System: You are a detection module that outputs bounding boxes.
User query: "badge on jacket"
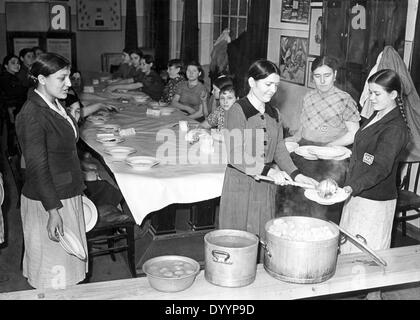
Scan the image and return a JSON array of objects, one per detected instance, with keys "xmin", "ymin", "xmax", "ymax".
[{"xmin": 363, "ymin": 153, "xmax": 374, "ymax": 165}]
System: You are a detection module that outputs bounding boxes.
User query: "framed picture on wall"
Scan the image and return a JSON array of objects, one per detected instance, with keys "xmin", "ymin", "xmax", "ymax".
[
  {"xmin": 279, "ymin": 35, "xmax": 308, "ymax": 86},
  {"xmin": 281, "ymin": 0, "xmax": 310, "ymax": 24},
  {"xmin": 306, "ymin": 56, "xmax": 316, "ymax": 89},
  {"xmin": 77, "ymin": 0, "xmax": 121, "ymax": 31},
  {"xmin": 308, "ymin": 7, "xmax": 323, "ymax": 56}
]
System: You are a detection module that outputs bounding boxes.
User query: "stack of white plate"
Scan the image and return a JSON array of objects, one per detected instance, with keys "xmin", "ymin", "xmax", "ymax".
[
  {"xmin": 57, "ymin": 227, "xmax": 87, "ymax": 261},
  {"xmin": 307, "ymin": 146, "xmax": 350, "ymax": 160},
  {"xmin": 294, "ymin": 146, "xmax": 319, "ymax": 160},
  {"xmin": 126, "ymin": 156, "xmax": 160, "ymax": 171}
]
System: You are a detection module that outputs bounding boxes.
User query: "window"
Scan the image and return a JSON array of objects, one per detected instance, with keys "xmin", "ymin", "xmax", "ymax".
[{"xmin": 213, "ymin": 0, "xmax": 249, "ymax": 41}]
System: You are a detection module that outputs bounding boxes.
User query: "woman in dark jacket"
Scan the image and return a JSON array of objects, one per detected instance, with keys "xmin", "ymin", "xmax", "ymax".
[
  {"xmin": 339, "ymin": 69, "xmax": 409, "ymax": 299},
  {"xmin": 15, "ymin": 53, "xmax": 87, "ymax": 289},
  {"xmin": 0, "ymin": 54, "xmax": 28, "ymax": 155}
]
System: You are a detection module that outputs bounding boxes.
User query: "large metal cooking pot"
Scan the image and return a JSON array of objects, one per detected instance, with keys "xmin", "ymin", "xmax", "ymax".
[
  {"xmin": 204, "ymin": 229, "xmax": 259, "ymax": 287},
  {"xmin": 262, "ymin": 216, "xmax": 340, "ymax": 284}
]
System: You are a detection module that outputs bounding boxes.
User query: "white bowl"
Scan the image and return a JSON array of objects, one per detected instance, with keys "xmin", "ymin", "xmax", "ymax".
[
  {"xmin": 96, "ymin": 136, "xmax": 124, "ymax": 147},
  {"xmin": 142, "ymin": 255, "xmax": 200, "ymax": 292},
  {"xmin": 126, "ymin": 156, "xmax": 159, "ymax": 170},
  {"xmin": 105, "ymin": 146, "xmax": 136, "ymax": 160}
]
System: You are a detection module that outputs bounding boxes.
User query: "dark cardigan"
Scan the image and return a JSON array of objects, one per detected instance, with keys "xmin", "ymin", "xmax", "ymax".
[
  {"xmin": 345, "ymin": 107, "xmax": 409, "ymax": 200},
  {"xmin": 16, "ymin": 89, "xmax": 85, "ymax": 211}
]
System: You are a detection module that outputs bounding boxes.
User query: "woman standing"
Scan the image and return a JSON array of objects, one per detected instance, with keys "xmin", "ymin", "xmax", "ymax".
[
  {"xmin": 219, "ymin": 59, "xmax": 318, "ymax": 239},
  {"xmin": 16, "ymin": 53, "xmax": 87, "ymax": 289},
  {"xmin": 171, "ymin": 61, "xmax": 208, "ymax": 120},
  {"xmin": 0, "ymin": 54, "xmax": 28, "ymax": 156},
  {"xmin": 340, "ymin": 69, "xmax": 409, "ymax": 254},
  {"xmin": 287, "ymin": 56, "xmax": 360, "ymax": 146}
]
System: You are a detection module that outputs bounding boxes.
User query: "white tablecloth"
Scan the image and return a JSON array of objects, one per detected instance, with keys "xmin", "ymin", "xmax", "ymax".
[{"xmin": 80, "ymin": 99, "xmax": 227, "ymax": 225}]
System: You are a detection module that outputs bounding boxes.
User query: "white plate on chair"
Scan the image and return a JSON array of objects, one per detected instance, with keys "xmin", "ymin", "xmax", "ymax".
[
  {"xmin": 82, "ymin": 196, "xmax": 98, "ymax": 232},
  {"xmin": 57, "ymin": 227, "xmax": 87, "ymax": 261}
]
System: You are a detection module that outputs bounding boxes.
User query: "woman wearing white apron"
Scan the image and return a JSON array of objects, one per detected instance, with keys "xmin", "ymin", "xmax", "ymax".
[
  {"xmin": 16, "ymin": 53, "xmax": 88, "ymax": 289},
  {"xmin": 340, "ymin": 69, "xmax": 410, "ymax": 299}
]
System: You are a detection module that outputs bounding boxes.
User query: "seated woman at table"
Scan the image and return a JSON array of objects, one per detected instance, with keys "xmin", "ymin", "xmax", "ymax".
[
  {"xmin": 104, "ymin": 48, "xmax": 144, "ymax": 89},
  {"xmin": 219, "ymin": 59, "xmax": 318, "ymax": 247},
  {"xmin": 160, "ymin": 59, "xmax": 185, "ymax": 104},
  {"xmin": 200, "ymin": 84, "xmax": 237, "ymax": 131},
  {"xmin": 171, "ymin": 61, "xmax": 208, "ymax": 120},
  {"xmin": 112, "ymin": 47, "xmax": 134, "ymax": 80},
  {"xmin": 286, "ymin": 56, "xmax": 360, "ymax": 146},
  {"xmin": 15, "ymin": 53, "xmax": 87, "ymax": 289},
  {"xmin": 207, "ymin": 74, "xmax": 234, "ymax": 115},
  {"xmin": 105, "ymin": 54, "xmax": 164, "ymax": 101}
]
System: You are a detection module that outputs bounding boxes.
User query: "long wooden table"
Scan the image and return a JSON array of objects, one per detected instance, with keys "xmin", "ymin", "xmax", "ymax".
[{"xmin": 2, "ymin": 245, "xmax": 420, "ymax": 300}]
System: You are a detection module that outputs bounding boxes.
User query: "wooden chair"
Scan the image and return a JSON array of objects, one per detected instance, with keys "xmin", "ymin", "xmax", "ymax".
[
  {"xmin": 392, "ymin": 161, "xmax": 420, "ymax": 243},
  {"xmin": 86, "ymin": 204, "xmax": 137, "ymax": 279}
]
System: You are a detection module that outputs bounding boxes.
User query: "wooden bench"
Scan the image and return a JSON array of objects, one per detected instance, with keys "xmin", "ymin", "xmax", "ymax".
[{"xmin": 1, "ymin": 245, "xmax": 420, "ymax": 300}]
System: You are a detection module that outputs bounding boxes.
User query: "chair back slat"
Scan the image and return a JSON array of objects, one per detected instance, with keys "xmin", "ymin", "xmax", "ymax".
[{"xmin": 399, "ymin": 161, "xmax": 420, "ymax": 193}]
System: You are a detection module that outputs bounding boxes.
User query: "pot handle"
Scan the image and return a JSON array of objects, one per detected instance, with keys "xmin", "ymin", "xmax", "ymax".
[
  {"xmin": 259, "ymin": 239, "xmax": 272, "ymax": 258},
  {"xmin": 212, "ymin": 250, "xmax": 232, "ymax": 264}
]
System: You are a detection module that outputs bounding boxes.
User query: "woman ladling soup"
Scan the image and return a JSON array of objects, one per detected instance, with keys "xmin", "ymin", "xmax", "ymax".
[
  {"xmin": 219, "ymin": 59, "xmax": 318, "ymax": 241},
  {"xmin": 287, "ymin": 56, "xmax": 360, "ymax": 146},
  {"xmin": 16, "ymin": 53, "xmax": 87, "ymax": 289}
]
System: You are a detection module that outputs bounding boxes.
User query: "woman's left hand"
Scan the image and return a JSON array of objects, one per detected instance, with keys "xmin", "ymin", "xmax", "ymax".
[{"xmin": 295, "ymin": 174, "xmax": 319, "ymax": 187}]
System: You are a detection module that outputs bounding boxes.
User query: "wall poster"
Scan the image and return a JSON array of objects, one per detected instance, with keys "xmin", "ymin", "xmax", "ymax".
[
  {"xmin": 279, "ymin": 35, "xmax": 308, "ymax": 86},
  {"xmin": 308, "ymin": 7, "xmax": 323, "ymax": 56},
  {"xmin": 306, "ymin": 56, "xmax": 316, "ymax": 89},
  {"xmin": 13, "ymin": 38, "xmax": 39, "ymax": 56},
  {"xmin": 281, "ymin": 0, "xmax": 310, "ymax": 24},
  {"xmin": 77, "ymin": 0, "xmax": 121, "ymax": 31},
  {"xmin": 47, "ymin": 38, "xmax": 73, "ymax": 64}
]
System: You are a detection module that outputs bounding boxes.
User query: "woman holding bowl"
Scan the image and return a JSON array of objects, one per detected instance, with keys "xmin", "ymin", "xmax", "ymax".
[{"xmin": 16, "ymin": 53, "xmax": 87, "ymax": 289}]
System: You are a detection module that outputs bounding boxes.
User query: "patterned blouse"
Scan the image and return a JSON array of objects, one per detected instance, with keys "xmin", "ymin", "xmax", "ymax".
[
  {"xmin": 161, "ymin": 76, "xmax": 185, "ymax": 103},
  {"xmin": 207, "ymin": 106, "xmax": 225, "ymax": 130},
  {"xmin": 300, "ymin": 86, "xmax": 360, "ymax": 143}
]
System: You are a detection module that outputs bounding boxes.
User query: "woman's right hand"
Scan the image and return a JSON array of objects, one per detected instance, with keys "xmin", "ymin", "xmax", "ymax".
[
  {"xmin": 47, "ymin": 209, "xmax": 63, "ymax": 242},
  {"xmin": 267, "ymin": 168, "xmax": 292, "ymax": 185}
]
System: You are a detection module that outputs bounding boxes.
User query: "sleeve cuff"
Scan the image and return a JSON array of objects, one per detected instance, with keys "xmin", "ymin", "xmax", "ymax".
[
  {"xmin": 290, "ymin": 169, "xmax": 301, "ymax": 180},
  {"xmin": 261, "ymin": 165, "xmax": 271, "ymax": 176}
]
